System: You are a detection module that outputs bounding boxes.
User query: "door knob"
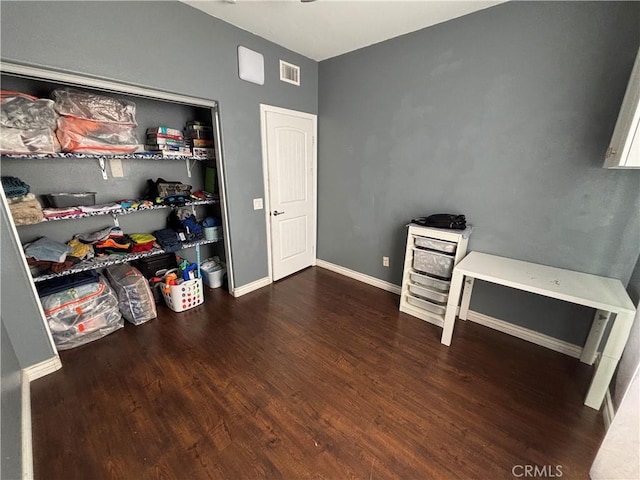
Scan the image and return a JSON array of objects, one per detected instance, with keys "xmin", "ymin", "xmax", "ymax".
[{"xmin": 273, "ymin": 210, "xmax": 285, "ymax": 216}]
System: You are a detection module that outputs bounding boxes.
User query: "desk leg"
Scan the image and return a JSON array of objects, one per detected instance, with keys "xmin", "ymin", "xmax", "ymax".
[
  {"xmin": 459, "ymin": 277, "xmax": 475, "ymax": 321},
  {"xmin": 580, "ymin": 310, "xmax": 611, "ymax": 365},
  {"xmin": 441, "ymin": 271, "xmax": 465, "ymax": 346},
  {"xmin": 584, "ymin": 310, "xmax": 635, "ymax": 410}
]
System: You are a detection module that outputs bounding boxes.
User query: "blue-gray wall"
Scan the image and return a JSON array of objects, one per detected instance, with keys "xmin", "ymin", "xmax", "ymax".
[
  {"xmin": 1, "ymin": 195, "xmax": 57, "ymax": 369},
  {"xmin": 2, "ymin": 1, "xmax": 639, "ymax": 349},
  {"xmin": 1, "ymin": 319, "xmax": 24, "ymax": 480},
  {"xmin": 1, "ymin": 0, "xmax": 318, "ymax": 288},
  {"xmin": 318, "ymin": 1, "xmax": 640, "ymax": 345}
]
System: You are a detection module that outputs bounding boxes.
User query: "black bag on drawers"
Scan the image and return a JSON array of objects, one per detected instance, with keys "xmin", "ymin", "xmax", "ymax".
[{"xmin": 412, "ymin": 214, "xmax": 466, "ymax": 230}]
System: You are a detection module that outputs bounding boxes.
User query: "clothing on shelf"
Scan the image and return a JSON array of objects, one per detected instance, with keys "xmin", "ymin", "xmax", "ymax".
[
  {"xmin": 23, "ymin": 236, "xmax": 71, "ymax": 263},
  {"xmin": 153, "ymin": 228, "xmax": 183, "ymax": 252},
  {"xmin": 0, "ymin": 91, "xmax": 60, "ymax": 155},
  {"xmin": 2, "ymin": 175, "xmax": 30, "ymax": 198},
  {"xmin": 7, "ymin": 192, "xmax": 43, "ymax": 225}
]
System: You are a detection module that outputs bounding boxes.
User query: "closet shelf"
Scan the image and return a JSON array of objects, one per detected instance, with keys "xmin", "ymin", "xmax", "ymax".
[
  {"xmin": 1, "ymin": 152, "xmax": 207, "ymax": 161},
  {"xmin": 38, "ymin": 197, "xmax": 220, "ymax": 223},
  {"xmin": 1, "ymin": 152, "xmax": 211, "ymax": 178},
  {"xmin": 32, "ymin": 238, "xmax": 223, "ymax": 283}
]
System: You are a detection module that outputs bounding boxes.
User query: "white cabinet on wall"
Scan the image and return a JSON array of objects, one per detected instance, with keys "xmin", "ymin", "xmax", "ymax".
[
  {"xmin": 399, "ymin": 224, "xmax": 470, "ymax": 327},
  {"xmin": 604, "ymin": 48, "xmax": 640, "ymax": 169}
]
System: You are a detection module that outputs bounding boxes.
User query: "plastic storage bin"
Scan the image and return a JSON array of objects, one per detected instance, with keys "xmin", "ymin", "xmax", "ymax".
[
  {"xmin": 201, "ymin": 267, "xmax": 225, "ymax": 288},
  {"xmin": 161, "ymin": 278, "xmax": 203, "ymax": 312},
  {"xmin": 406, "ymin": 294, "xmax": 446, "ymax": 316},
  {"xmin": 414, "ymin": 235, "xmax": 457, "ymax": 253},
  {"xmin": 408, "ymin": 282, "xmax": 448, "ymax": 304},
  {"xmin": 412, "ymin": 248, "xmax": 454, "ymax": 279},
  {"xmin": 200, "ymin": 257, "xmax": 225, "ymax": 288},
  {"xmin": 409, "ymin": 271, "xmax": 450, "ymax": 292},
  {"xmin": 133, "ymin": 253, "xmax": 177, "ymax": 278},
  {"xmin": 44, "ymin": 192, "xmax": 96, "ymax": 207}
]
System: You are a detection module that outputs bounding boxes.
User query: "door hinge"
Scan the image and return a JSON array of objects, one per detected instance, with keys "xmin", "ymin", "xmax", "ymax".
[{"xmin": 605, "ymin": 146, "xmax": 617, "ymax": 158}]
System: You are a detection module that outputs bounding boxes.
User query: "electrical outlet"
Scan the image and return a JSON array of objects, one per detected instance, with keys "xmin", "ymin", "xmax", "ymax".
[
  {"xmin": 253, "ymin": 198, "xmax": 263, "ymax": 210},
  {"xmin": 109, "ymin": 159, "xmax": 124, "ymax": 178},
  {"xmin": 383, "ymin": 256, "xmax": 390, "ymax": 267}
]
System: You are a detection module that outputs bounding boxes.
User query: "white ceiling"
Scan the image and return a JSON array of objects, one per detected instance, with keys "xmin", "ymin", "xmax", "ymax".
[{"xmin": 182, "ymin": 0, "xmax": 505, "ymax": 61}]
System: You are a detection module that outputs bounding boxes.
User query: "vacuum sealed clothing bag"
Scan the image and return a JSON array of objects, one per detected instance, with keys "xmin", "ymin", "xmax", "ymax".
[
  {"xmin": 105, "ymin": 264, "xmax": 157, "ymax": 325},
  {"xmin": 0, "ymin": 91, "xmax": 61, "ymax": 154},
  {"xmin": 56, "ymin": 116, "xmax": 138, "ymax": 154},
  {"xmin": 40, "ymin": 274, "xmax": 123, "ymax": 351},
  {"xmin": 52, "ymin": 88, "xmax": 137, "ymax": 125},
  {"xmin": 1, "ymin": 91, "xmax": 58, "ymax": 130}
]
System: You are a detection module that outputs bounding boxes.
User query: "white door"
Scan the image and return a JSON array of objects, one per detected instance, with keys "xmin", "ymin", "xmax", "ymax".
[{"xmin": 262, "ymin": 106, "xmax": 316, "ymax": 281}]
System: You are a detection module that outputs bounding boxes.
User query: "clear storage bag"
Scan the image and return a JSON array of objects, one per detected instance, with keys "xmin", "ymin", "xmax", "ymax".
[{"xmin": 40, "ymin": 275, "xmax": 123, "ymax": 350}]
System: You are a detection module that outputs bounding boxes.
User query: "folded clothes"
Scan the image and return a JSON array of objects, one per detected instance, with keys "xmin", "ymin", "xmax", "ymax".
[
  {"xmin": 6, "ymin": 192, "xmax": 36, "ymax": 204},
  {"xmin": 27, "ymin": 256, "xmax": 80, "ymax": 276},
  {"xmin": 8, "ymin": 193, "xmax": 43, "ymax": 225},
  {"xmin": 129, "ymin": 233, "xmax": 156, "ymax": 253},
  {"xmin": 43, "ymin": 206, "xmax": 83, "ymax": 218},
  {"xmin": 67, "ymin": 237, "xmax": 94, "ymax": 260},
  {"xmin": 2, "ymin": 176, "xmax": 30, "ymax": 198},
  {"xmin": 152, "ymin": 228, "xmax": 183, "ymax": 253},
  {"xmin": 76, "ymin": 226, "xmax": 123, "ymax": 244},
  {"xmin": 93, "ymin": 235, "xmax": 133, "ymax": 256},
  {"xmin": 129, "ymin": 233, "xmax": 156, "ymax": 244},
  {"xmin": 10, "ymin": 201, "xmax": 43, "ymax": 225},
  {"xmin": 130, "ymin": 241, "xmax": 155, "ymax": 253},
  {"xmin": 23, "ymin": 236, "xmax": 71, "ymax": 262},
  {"xmin": 43, "ymin": 207, "xmax": 80, "ymax": 215},
  {"xmin": 78, "ymin": 203, "xmax": 121, "ymax": 214}
]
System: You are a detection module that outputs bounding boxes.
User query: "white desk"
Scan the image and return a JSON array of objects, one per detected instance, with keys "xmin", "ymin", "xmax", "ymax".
[{"xmin": 440, "ymin": 251, "xmax": 636, "ymax": 410}]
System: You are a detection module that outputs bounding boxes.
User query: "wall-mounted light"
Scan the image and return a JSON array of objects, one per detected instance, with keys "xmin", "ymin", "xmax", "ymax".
[{"xmin": 237, "ymin": 46, "xmax": 264, "ymax": 85}]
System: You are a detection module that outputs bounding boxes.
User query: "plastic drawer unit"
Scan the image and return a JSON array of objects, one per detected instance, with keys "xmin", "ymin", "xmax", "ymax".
[
  {"xmin": 399, "ymin": 224, "xmax": 472, "ymax": 327},
  {"xmin": 408, "ymin": 282, "xmax": 448, "ymax": 304},
  {"xmin": 413, "ymin": 235, "xmax": 457, "ymax": 253},
  {"xmin": 409, "ymin": 270, "xmax": 451, "ymax": 292},
  {"xmin": 406, "ymin": 295, "xmax": 447, "ymax": 316},
  {"xmin": 412, "ymin": 248, "xmax": 455, "ymax": 279}
]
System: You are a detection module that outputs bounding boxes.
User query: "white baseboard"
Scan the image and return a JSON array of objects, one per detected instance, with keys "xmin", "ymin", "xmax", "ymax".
[
  {"xmin": 465, "ymin": 310, "xmax": 583, "ymax": 359},
  {"xmin": 19, "ymin": 356, "xmax": 61, "ymax": 479},
  {"xmin": 316, "ymin": 260, "xmax": 401, "ymax": 295},
  {"xmin": 314, "ymin": 261, "xmax": 584, "ymax": 360},
  {"xmin": 21, "ymin": 371, "xmax": 33, "ymax": 480},
  {"xmin": 24, "ymin": 355, "xmax": 62, "ymax": 382},
  {"xmin": 232, "ymin": 276, "xmax": 271, "ymax": 297}
]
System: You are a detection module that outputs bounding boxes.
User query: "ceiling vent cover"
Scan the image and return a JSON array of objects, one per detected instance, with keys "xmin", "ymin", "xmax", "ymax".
[{"xmin": 280, "ymin": 60, "xmax": 300, "ymax": 86}]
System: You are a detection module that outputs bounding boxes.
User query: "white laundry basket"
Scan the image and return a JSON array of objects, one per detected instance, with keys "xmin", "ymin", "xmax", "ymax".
[{"xmin": 161, "ymin": 278, "xmax": 204, "ymax": 312}]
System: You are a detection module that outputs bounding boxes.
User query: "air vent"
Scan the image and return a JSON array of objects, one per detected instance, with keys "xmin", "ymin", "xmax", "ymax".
[{"xmin": 279, "ymin": 60, "xmax": 300, "ymax": 86}]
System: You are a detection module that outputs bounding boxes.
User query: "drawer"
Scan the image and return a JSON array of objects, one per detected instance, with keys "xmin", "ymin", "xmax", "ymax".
[
  {"xmin": 406, "ymin": 294, "xmax": 446, "ymax": 316},
  {"xmin": 413, "ymin": 235, "xmax": 457, "ymax": 254},
  {"xmin": 412, "ymin": 248, "xmax": 454, "ymax": 279},
  {"xmin": 408, "ymin": 282, "xmax": 448, "ymax": 304},
  {"xmin": 409, "ymin": 270, "xmax": 450, "ymax": 292}
]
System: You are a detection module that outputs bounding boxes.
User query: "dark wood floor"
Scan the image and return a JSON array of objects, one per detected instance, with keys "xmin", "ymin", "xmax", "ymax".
[{"xmin": 31, "ymin": 266, "xmax": 604, "ymax": 479}]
